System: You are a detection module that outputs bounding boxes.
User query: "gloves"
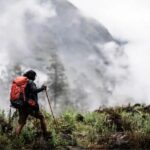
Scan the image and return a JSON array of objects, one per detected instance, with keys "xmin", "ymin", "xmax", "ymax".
[{"xmin": 41, "ymin": 85, "xmax": 47, "ymax": 91}]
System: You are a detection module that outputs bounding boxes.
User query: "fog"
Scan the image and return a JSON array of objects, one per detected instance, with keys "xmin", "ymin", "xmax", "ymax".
[
  {"xmin": 69, "ymin": 0, "xmax": 150, "ymax": 104},
  {"xmin": 0, "ymin": 0, "xmax": 140, "ymax": 113}
]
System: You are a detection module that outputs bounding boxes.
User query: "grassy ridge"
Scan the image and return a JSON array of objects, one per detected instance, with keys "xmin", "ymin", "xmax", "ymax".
[{"xmin": 0, "ymin": 104, "xmax": 150, "ymax": 149}]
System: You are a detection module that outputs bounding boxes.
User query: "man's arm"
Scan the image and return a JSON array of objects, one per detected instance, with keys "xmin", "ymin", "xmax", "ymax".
[{"xmin": 30, "ymin": 81, "xmax": 46, "ymax": 94}]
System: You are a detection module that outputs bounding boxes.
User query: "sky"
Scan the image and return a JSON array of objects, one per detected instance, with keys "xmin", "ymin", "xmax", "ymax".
[
  {"xmin": 68, "ymin": 0, "xmax": 150, "ymax": 42},
  {"xmin": 68, "ymin": 0, "xmax": 150, "ymax": 103}
]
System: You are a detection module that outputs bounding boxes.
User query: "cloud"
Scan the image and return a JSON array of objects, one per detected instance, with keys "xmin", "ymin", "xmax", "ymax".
[
  {"xmin": 69, "ymin": 0, "xmax": 150, "ymax": 104},
  {"xmin": 0, "ymin": 0, "xmax": 55, "ymax": 61}
]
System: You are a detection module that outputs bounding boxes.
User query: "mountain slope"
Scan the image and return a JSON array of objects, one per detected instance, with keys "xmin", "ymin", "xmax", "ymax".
[{"xmin": 0, "ymin": 0, "xmax": 127, "ymax": 111}]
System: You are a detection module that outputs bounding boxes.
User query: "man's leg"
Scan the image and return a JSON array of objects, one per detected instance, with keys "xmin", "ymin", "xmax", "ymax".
[
  {"xmin": 38, "ymin": 113, "xmax": 47, "ymax": 136},
  {"xmin": 16, "ymin": 109, "xmax": 28, "ymax": 136},
  {"xmin": 34, "ymin": 111, "xmax": 47, "ymax": 136},
  {"xmin": 16, "ymin": 123, "xmax": 25, "ymax": 136}
]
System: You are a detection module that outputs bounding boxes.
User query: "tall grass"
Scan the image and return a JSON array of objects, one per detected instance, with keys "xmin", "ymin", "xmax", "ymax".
[{"xmin": 0, "ymin": 104, "xmax": 149, "ymax": 149}]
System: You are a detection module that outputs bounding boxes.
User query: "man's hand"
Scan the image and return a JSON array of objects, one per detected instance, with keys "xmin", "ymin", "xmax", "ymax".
[{"xmin": 41, "ymin": 85, "xmax": 47, "ymax": 91}]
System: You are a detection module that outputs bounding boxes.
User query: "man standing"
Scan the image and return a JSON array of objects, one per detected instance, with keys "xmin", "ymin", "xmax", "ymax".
[{"xmin": 14, "ymin": 70, "xmax": 47, "ymax": 138}]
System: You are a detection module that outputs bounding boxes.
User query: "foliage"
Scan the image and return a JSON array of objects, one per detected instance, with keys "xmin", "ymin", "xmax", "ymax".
[{"xmin": 0, "ymin": 104, "xmax": 149, "ymax": 149}]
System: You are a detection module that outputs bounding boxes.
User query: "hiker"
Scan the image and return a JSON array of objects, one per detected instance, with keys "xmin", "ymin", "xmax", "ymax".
[{"xmin": 10, "ymin": 70, "xmax": 48, "ymax": 137}]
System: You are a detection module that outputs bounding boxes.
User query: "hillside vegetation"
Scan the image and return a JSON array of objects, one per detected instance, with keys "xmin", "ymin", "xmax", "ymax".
[{"xmin": 0, "ymin": 104, "xmax": 150, "ymax": 149}]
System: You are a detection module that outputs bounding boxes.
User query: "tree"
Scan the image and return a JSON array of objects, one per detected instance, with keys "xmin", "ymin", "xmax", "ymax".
[{"xmin": 46, "ymin": 54, "xmax": 69, "ymax": 110}]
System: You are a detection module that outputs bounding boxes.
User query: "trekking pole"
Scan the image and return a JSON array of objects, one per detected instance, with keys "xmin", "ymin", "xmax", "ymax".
[
  {"xmin": 45, "ymin": 90, "xmax": 58, "ymax": 128},
  {"xmin": 8, "ymin": 107, "xmax": 12, "ymax": 125}
]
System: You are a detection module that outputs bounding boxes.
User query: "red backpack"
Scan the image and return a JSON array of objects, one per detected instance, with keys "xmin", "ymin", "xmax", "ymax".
[{"xmin": 10, "ymin": 76, "xmax": 29, "ymax": 108}]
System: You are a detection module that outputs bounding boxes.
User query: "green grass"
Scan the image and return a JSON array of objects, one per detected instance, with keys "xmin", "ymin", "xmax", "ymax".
[{"xmin": 0, "ymin": 104, "xmax": 149, "ymax": 149}]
